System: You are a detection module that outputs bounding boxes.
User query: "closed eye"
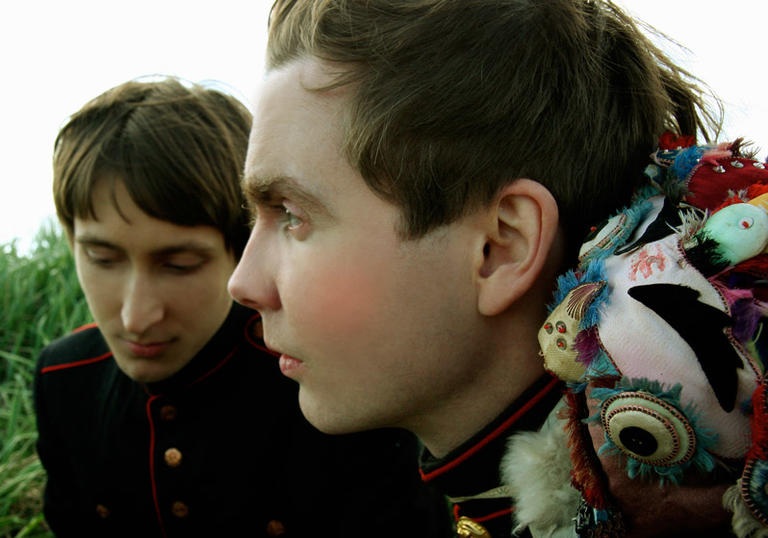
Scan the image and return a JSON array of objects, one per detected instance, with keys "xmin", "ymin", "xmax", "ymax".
[{"xmin": 83, "ymin": 246, "xmax": 122, "ymax": 267}]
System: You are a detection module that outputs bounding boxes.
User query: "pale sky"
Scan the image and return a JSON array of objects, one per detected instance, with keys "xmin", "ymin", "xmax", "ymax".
[{"xmin": 2, "ymin": 1, "xmax": 766, "ymax": 252}]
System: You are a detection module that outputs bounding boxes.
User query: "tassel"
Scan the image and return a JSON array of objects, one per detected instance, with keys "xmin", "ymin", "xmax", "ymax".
[
  {"xmin": 574, "ymin": 326, "xmax": 601, "ymax": 367},
  {"xmin": 724, "ymin": 482, "xmax": 768, "ymax": 538}
]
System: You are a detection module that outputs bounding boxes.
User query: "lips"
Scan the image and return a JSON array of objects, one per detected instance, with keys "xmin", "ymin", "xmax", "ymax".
[
  {"xmin": 124, "ymin": 339, "xmax": 172, "ymax": 358},
  {"xmin": 279, "ymin": 354, "xmax": 304, "ymax": 376}
]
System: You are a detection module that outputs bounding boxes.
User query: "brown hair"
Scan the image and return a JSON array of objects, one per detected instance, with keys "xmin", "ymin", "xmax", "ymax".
[
  {"xmin": 53, "ymin": 77, "xmax": 252, "ymax": 257},
  {"xmin": 267, "ymin": 0, "xmax": 718, "ymax": 257}
]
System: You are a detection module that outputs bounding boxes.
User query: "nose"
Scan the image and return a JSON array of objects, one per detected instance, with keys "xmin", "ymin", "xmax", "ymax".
[
  {"xmin": 121, "ymin": 272, "xmax": 164, "ymax": 335},
  {"xmin": 228, "ymin": 228, "xmax": 281, "ymax": 312}
]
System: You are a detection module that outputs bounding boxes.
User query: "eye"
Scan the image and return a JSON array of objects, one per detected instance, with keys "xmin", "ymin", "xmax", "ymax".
[
  {"xmin": 543, "ymin": 322, "xmax": 554, "ymax": 334},
  {"xmin": 284, "ymin": 207, "xmax": 303, "ymax": 229},
  {"xmin": 555, "ymin": 321, "xmax": 567, "ymax": 334},
  {"xmin": 279, "ymin": 201, "xmax": 307, "ymax": 235},
  {"xmin": 600, "ymin": 391, "xmax": 696, "ymax": 467},
  {"xmin": 84, "ymin": 246, "xmax": 121, "ymax": 266},
  {"xmin": 160, "ymin": 253, "xmax": 207, "ymax": 274},
  {"xmin": 740, "ymin": 217, "xmax": 754, "ymax": 229},
  {"xmin": 556, "ymin": 337, "xmax": 567, "ymax": 350},
  {"xmin": 164, "ymin": 262, "xmax": 204, "ymax": 273}
]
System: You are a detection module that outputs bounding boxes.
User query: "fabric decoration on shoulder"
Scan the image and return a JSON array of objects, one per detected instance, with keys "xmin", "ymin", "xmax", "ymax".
[{"xmin": 533, "ymin": 135, "xmax": 768, "ymax": 537}]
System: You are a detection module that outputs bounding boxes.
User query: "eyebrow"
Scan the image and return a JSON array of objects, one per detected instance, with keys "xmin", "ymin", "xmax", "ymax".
[
  {"xmin": 242, "ymin": 172, "xmax": 331, "ymax": 218},
  {"xmin": 75, "ymin": 236, "xmax": 218, "ymax": 258}
]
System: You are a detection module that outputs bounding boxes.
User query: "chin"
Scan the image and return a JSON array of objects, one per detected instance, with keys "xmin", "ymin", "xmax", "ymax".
[
  {"xmin": 115, "ymin": 358, "xmax": 175, "ymax": 384},
  {"xmin": 298, "ymin": 390, "xmax": 379, "ymax": 435}
]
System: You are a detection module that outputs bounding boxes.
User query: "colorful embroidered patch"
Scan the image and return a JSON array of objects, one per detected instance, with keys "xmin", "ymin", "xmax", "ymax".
[{"xmin": 588, "ymin": 379, "xmax": 717, "ymax": 485}]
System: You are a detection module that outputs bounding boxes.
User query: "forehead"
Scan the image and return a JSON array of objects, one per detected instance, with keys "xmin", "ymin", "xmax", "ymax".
[{"xmin": 244, "ymin": 58, "xmax": 351, "ymax": 195}]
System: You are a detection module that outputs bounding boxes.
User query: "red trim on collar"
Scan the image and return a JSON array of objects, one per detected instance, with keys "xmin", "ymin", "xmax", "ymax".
[
  {"xmin": 244, "ymin": 313, "xmax": 279, "ymax": 356},
  {"xmin": 189, "ymin": 346, "xmax": 238, "ymax": 386},
  {"xmin": 72, "ymin": 322, "xmax": 98, "ymax": 333},
  {"xmin": 146, "ymin": 395, "xmax": 168, "ymax": 538},
  {"xmin": 420, "ymin": 377, "xmax": 561, "ymax": 482},
  {"xmin": 453, "ymin": 505, "xmax": 515, "ymax": 523},
  {"xmin": 40, "ymin": 351, "xmax": 112, "ymax": 374},
  {"xmin": 475, "ymin": 507, "xmax": 514, "ymax": 523}
]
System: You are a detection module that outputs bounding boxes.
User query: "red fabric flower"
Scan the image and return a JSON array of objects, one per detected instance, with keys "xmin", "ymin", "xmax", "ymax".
[{"xmin": 658, "ymin": 131, "xmax": 696, "ymax": 150}]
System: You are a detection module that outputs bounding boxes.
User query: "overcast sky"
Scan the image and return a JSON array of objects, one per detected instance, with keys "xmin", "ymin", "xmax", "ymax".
[{"xmin": 2, "ymin": 1, "xmax": 766, "ymax": 252}]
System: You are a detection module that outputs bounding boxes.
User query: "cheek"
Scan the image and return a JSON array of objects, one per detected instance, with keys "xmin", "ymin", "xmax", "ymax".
[
  {"xmin": 74, "ymin": 263, "xmax": 116, "ymax": 318},
  {"xmin": 289, "ymin": 253, "xmax": 392, "ymax": 335}
]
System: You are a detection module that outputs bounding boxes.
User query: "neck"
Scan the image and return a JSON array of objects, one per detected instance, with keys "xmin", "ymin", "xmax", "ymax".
[
  {"xmin": 409, "ymin": 319, "xmax": 547, "ymax": 458},
  {"xmin": 411, "ymin": 252, "xmax": 559, "ymax": 457}
]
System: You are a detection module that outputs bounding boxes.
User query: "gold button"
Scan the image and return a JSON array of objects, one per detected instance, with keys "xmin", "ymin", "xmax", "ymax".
[
  {"xmin": 171, "ymin": 501, "xmax": 189, "ymax": 518},
  {"xmin": 164, "ymin": 447, "xmax": 182, "ymax": 467},
  {"xmin": 160, "ymin": 405, "xmax": 177, "ymax": 421},
  {"xmin": 95, "ymin": 504, "xmax": 110, "ymax": 519},
  {"xmin": 266, "ymin": 520, "xmax": 287, "ymax": 536},
  {"xmin": 456, "ymin": 517, "xmax": 491, "ymax": 538}
]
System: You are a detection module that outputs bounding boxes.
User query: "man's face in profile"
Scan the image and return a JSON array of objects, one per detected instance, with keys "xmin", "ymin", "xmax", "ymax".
[{"xmin": 229, "ymin": 58, "xmax": 494, "ymax": 437}]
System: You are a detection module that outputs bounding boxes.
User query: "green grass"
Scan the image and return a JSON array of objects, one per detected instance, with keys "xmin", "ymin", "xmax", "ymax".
[{"xmin": 0, "ymin": 221, "xmax": 91, "ymax": 538}]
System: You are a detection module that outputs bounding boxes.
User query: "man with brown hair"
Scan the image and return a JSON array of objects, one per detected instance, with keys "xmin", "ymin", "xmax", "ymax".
[
  {"xmin": 35, "ymin": 77, "xmax": 452, "ymax": 537},
  {"xmin": 226, "ymin": 1, "xmax": 748, "ymax": 536}
]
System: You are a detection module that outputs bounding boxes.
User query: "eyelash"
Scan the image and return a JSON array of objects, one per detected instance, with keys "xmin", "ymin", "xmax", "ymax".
[
  {"xmin": 85, "ymin": 253, "xmax": 204, "ymax": 274},
  {"xmin": 247, "ymin": 200, "xmax": 308, "ymax": 237},
  {"xmin": 164, "ymin": 262, "xmax": 204, "ymax": 274},
  {"xmin": 84, "ymin": 250, "xmax": 119, "ymax": 267},
  {"xmin": 87, "ymin": 256, "xmax": 116, "ymax": 267},
  {"xmin": 259, "ymin": 202, "xmax": 305, "ymax": 232},
  {"xmin": 281, "ymin": 205, "xmax": 303, "ymax": 229}
]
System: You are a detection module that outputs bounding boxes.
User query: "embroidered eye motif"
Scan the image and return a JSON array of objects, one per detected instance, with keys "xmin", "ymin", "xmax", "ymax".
[
  {"xmin": 556, "ymin": 338, "xmax": 567, "ymax": 350},
  {"xmin": 600, "ymin": 391, "xmax": 696, "ymax": 467},
  {"xmin": 556, "ymin": 321, "xmax": 567, "ymax": 334},
  {"xmin": 740, "ymin": 217, "xmax": 754, "ymax": 229},
  {"xmin": 543, "ymin": 322, "xmax": 554, "ymax": 334}
]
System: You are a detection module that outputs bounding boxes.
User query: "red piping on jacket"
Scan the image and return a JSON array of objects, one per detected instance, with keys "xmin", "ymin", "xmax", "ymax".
[
  {"xmin": 40, "ymin": 351, "xmax": 113, "ymax": 374},
  {"xmin": 243, "ymin": 314, "xmax": 279, "ymax": 356},
  {"xmin": 146, "ymin": 395, "xmax": 168, "ymax": 538},
  {"xmin": 72, "ymin": 322, "xmax": 98, "ymax": 333},
  {"xmin": 453, "ymin": 504, "xmax": 514, "ymax": 523},
  {"xmin": 474, "ymin": 507, "xmax": 514, "ymax": 523},
  {"xmin": 189, "ymin": 346, "xmax": 237, "ymax": 387},
  {"xmin": 142, "ymin": 341, "xmax": 238, "ymax": 536},
  {"xmin": 420, "ymin": 377, "xmax": 561, "ymax": 482}
]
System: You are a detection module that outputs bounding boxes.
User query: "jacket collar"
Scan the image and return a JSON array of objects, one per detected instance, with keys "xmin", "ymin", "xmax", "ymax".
[
  {"xmin": 419, "ymin": 374, "xmax": 562, "ymax": 534},
  {"xmin": 143, "ymin": 302, "xmax": 259, "ymax": 395}
]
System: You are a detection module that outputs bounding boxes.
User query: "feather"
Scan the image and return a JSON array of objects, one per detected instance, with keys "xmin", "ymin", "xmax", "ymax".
[
  {"xmin": 701, "ymin": 145, "xmax": 734, "ymax": 166},
  {"xmin": 574, "ymin": 326, "xmax": 601, "ymax": 367},
  {"xmin": 731, "ymin": 298, "xmax": 762, "ymax": 344}
]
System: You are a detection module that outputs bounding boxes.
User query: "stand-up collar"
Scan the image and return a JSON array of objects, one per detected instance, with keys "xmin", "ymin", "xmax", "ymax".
[
  {"xmin": 143, "ymin": 303, "xmax": 258, "ymax": 396},
  {"xmin": 419, "ymin": 374, "xmax": 562, "ymax": 536}
]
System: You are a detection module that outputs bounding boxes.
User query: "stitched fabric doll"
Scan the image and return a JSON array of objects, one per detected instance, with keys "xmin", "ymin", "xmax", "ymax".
[{"xmin": 508, "ymin": 135, "xmax": 768, "ymax": 537}]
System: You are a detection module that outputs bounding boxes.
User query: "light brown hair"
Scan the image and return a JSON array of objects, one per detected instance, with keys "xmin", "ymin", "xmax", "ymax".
[
  {"xmin": 53, "ymin": 77, "xmax": 252, "ymax": 257},
  {"xmin": 267, "ymin": 0, "xmax": 718, "ymax": 257}
]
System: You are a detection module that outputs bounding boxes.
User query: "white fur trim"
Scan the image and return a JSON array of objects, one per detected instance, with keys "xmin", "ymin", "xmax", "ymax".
[{"xmin": 500, "ymin": 406, "xmax": 579, "ymax": 537}]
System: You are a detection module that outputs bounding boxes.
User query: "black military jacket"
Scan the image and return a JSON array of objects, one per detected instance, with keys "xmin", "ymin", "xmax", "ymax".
[
  {"xmin": 420, "ymin": 374, "xmax": 563, "ymax": 537},
  {"xmin": 35, "ymin": 303, "xmax": 451, "ymax": 537}
]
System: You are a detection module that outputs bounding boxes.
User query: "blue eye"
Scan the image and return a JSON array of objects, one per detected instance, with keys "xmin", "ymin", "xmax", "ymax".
[{"xmin": 285, "ymin": 208, "xmax": 303, "ymax": 229}]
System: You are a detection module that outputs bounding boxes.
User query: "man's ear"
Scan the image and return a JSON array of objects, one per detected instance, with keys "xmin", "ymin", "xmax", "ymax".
[{"xmin": 477, "ymin": 178, "xmax": 559, "ymax": 316}]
